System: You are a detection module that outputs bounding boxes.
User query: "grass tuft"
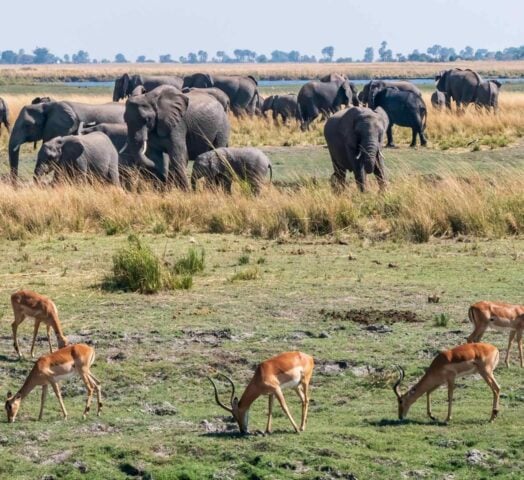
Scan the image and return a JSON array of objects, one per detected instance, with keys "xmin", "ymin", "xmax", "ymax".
[{"xmin": 229, "ymin": 266, "xmax": 260, "ymax": 282}]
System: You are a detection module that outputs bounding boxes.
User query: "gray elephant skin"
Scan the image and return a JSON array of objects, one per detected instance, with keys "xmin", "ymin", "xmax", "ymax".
[
  {"xmin": 324, "ymin": 107, "xmax": 389, "ymax": 192},
  {"xmin": 262, "ymin": 94, "xmax": 299, "ymax": 123},
  {"xmin": 476, "ymin": 80, "xmax": 501, "ymax": 112},
  {"xmin": 297, "ymin": 79, "xmax": 359, "ymax": 130},
  {"xmin": 123, "ymin": 86, "xmax": 230, "ymax": 189},
  {"xmin": 370, "ymin": 87, "xmax": 427, "ymax": 147},
  {"xmin": 191, "ymin": 147, "xmax": 272, "ymax": 194},
  {"xmin": 35, "ymin": 132, "xmax": 120, "ymax": 185},
  {"xmin": 361, "ymin": 80, "xmax": 421, "ymax": 106},
  {"xmin": 9, "ymin": 100, "xmax": 124, "ymax": 179},
  {"xmin": 431, "ymin": 91, "xmax": 446, "ymax": 109},
  {"xmin": 113, "ymin": 73, "xmax": 184, "ymax": 101},
  {"xmin": 0, "ymin": 97, "xmax": 10, "ymax": 136},
  {"xmin": 181, "ymin": 87, "xmax": 230, "ymax": 112},
  {"xmin": 435, "ymin": 68, "xmax": 483, "ymax": 110},
  {"xmin": 182, "ymin": 73, "xmax": 259, "ymax": 116},
  {"xmin": 31, "ymin": 96, "xmax": 54, "ymax": 105},
  {"xmin": 79, "ymin": 122, "xmax": 128, "ymax": 152}
]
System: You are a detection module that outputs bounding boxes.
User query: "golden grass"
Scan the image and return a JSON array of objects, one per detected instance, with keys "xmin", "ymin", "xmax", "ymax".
[
  {"xmin": 2, "ymin": 61, "xmax": 524, "ymax": 82},
  {"xmin": 0, "ymin": 171, "xmax": 522, "ymax": 242},
  {"xmin": 1, "ymin": 91, "xmax": 523, "ymax": 150}
]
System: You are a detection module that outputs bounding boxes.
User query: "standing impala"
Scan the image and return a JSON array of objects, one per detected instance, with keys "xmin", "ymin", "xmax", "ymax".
[
  {"xmin": 5, "ymin": 344, "xmax": 102, "ymax": 423},
  {"xmin": 11, "ymin": 290, "xmax": 68, "ymax": 359},
  {"xmin": 393, "ymin": 343, "xmax": 500, "ymax": 423},
  {"xmin": 467, "ymin": 301, "xmax": 524, "ymax": 367},
  {"xmin": 208, "ymin": 351, "xmax": 314, "ymax": 434}
]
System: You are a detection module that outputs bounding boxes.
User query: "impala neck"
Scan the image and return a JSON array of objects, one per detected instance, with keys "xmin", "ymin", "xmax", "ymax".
[
  {"xmin": 403, "ymin": 372, "xmax": 441, "ymax": 409},
  {"xmin": 16, "ymin": 368, "xmax": 39, "ymax": 400},
  {"xmin": 51, "ymin": 312, "xmax": 67, "ymax": 345},
  {"xmin": 238, "ymin": 381, "xmax": 262, "ymax": 413}
]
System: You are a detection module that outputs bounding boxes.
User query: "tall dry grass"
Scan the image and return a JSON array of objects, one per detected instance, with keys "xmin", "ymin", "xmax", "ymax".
[
  {"xmin": 0, "ymin": 172, "xmax": 522, "ymax": 242},
  {"xmin": 1, "ymin": 92, "xmax": 523, "ymax": 151},
  {"xmin": 2, "ymin": 61, "xmax": 524, "ymax": 82}
]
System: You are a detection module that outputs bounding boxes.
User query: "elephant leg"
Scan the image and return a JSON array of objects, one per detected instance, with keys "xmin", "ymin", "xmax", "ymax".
[
  {"xmin": 419, "ymin": 128, "xmax": 428, "ymax": 147},
  {"xmin": 410, "ymin": 128, "xmax": 417, "ymax": 148},
  {"xmin": 386, "ymin": 125, "xmax": 396, "ymax": 148}
]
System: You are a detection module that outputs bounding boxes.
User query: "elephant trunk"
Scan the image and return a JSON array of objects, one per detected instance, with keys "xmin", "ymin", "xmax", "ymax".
[
  {"xmin": 359, "ymin": 139, "xmax": 379, "ymax": 174},
  {"xmin": 8, "ymin": 124, "xmax": 26, "ymax": 180},
  {"xmin": 126, "ymin": 126, "xmax": 156, "ymax": 169}
]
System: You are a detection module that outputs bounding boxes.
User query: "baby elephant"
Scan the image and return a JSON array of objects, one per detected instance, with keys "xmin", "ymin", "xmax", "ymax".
[
  {"xmin": 35, "ymin": 132, "xmax": 120, "ymax": 185},
  {"xmin": 192, "ymin": 147, "xmax": 272, "ymax": 194},
  {"xmin": 262, "ymin": 94, "xmax": 299, "ymax": 124}
]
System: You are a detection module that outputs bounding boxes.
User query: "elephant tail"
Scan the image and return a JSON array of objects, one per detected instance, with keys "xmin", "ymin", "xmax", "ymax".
[
  {"xmin": 422, "ymin": 105, "xmax": 427, "ymax": 130},
  {"xmin": 268, "ymin": 163, "xmax": 273, "ymax": 183}
]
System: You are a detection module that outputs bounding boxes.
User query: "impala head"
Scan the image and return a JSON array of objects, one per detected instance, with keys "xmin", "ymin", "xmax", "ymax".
[
  {"xmin": 208, "ymin": 374, "xmax": 249, "ymax": 434},
  {"xmin": 5, "ymin": 391, "xmax": 21, "ymax": 423},
  {"xmin": 392, "ymin": 366, "xmax": 415, "ymax": 419},
  {"xmin": 58, "ymin": 336, "xmax": 68, "ymax": 349}
]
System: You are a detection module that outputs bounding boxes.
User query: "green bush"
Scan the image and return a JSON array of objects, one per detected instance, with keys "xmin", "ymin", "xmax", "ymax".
[
  {"xmin": 433, "ymin": 313, "xmax": 450, "ymax": 327},
  {"xmin": 173, "ymin": 248, "xmax": 205, "ymax": 275},
  {"xmin": 229, "ymin": 267, "xmax": 260, "ymax": 282},
  {"xmin": 111, "ymin": 235, "xmax": 163, "ymax": 294}
]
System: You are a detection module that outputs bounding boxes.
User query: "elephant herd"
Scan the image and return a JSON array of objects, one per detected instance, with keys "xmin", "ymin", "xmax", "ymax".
[{"xmin": 0, "ymin": 68, "xmax": 501, "ymax": 193}]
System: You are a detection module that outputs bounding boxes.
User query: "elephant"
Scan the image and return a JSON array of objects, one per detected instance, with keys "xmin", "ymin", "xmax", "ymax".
[
  {"xmin": 35, "ymin": 132, "xmax": 120, "ymax": 185},
  {"xmin": 191, "ymin": 147, "xmax": 272, "ymax": 195},
  {"xmin": 113, "ymin": 73, "xmax": 183, "ymax": 102},
  {"xmin": 0, "ymin": 97, "xmax": 10, "ymax": 136},
  {"xmin": 181, "ymin": 87, "xmax": 230, "ymax": 112},
  {"xmin": 31, "ymin": 96, "xmax": 54, "ymax": 105},
  {"xmin": 361, "ymin": 80, "xmax": 422, "ymax": 106},
  {"xmin": 431, "ymin": 91, "xmax": 447, "ymax": 110},
  {"xmin": 297, "ymin": 79, "xmax": 359, "ymax": 131},
  {"xmin": 255, "ymin": 93, "xmax": 264, "ymax": 117},
  {"xmin": 320, "ymin": 73, "xmax": 348, "ymax": 83},
  {"xmin": 435, "ymin": 68, "xmax": 483, "ymax": 111},
  {"xmin": 9, "ymin": 100, "xmax": 125, "ymax": 180},
  {"xmin": 261, "ymin": 94, "xmax": 299, "ymax": 124},
  {"xmin": 182, "ymin": 73, "xmax": 259, "ymax": 116},
  {"xmin": 324, "ymin": 106, "xmax": 389, "ymax": 192},
  {"xmin": 370, "ymin": 87, "xmax": 427, "ymax": 148},
  {"xmin": 476, "ymin": 80, "xmax": 502, "ymax": 112},
  {"xmin": 122, "ymin": 86, "xmax": 230, "ymax": 189},
  {"xmin": 79, "ymin": 122, "xmax": 128, "ymax": 152}
]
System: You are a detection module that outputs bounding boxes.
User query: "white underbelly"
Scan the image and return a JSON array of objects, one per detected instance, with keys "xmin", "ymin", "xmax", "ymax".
[
  {"xmin": 54, "ymin": 372, "xmax": 75, "ymax": 382},
  {"xmin": 280, "ymin": 378, "xmax": 301, "ymax": 389}
]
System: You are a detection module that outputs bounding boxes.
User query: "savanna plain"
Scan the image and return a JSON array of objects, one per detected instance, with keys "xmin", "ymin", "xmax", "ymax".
[{"xmin": 0, "ymin": 63, "xmax": 523, "ymax": 479}]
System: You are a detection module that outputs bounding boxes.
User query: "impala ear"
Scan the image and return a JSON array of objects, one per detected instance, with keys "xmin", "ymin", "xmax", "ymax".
[{"xmin": 6, "ymin": 391, "xmax": 12, "ymax": 399}]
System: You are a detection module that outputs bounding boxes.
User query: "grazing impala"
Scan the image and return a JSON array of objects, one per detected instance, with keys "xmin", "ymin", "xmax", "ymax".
[
  {"xmin": 5, "ymin": 344, "xmax": 102, "ymax": 423},
  {"xmin": 208, "ymin": 351, "xmax": 314, "ymax": 434},
  {"xmin": 393, "ymin": 343, "xmax": 500, "ymax": 423},
  {"xmin": 11, "ymin": 290, "xmax": 68, "ymax": 359},
  {"xmin": 467, "ymin": 301, "xmax": 524, "ymax": 367}
]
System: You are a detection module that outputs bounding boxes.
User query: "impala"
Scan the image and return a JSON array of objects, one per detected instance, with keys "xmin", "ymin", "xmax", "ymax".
[
  {"xmin": 5, "ymin": 344, "xmax": 102, "ymax": 423},
  {"xmin": 11, "ymin": 290, "xmax": 68, "ymax": 359},
  {"xmin": 393, "ymin": 343, "xmax": 500, "ymax": 423},
  {"xmin": 208, "ymin": 351, "xmax": 314, "ymax": 434},
  {"xmin": 467, "ymin": 301, "xmax": 524, "ymax": 367}
]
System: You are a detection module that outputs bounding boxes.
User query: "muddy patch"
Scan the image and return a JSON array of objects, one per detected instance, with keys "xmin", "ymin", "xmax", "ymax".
[
  {"xmin": 320, "ymin": 308, "xmax": 422, "ymax": 325},
  {"xmin": 182, "ymin": 328, "xmax": 234, "ymax": 346}
]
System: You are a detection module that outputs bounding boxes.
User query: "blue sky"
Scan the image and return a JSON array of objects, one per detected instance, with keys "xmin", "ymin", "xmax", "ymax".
[{"xmin": 2, "ymin": 0, "xmax": 522, "ymax": 60}]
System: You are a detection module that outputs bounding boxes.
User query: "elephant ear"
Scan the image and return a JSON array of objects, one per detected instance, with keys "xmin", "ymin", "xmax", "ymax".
[
  {"xmin": 374, "ymin": 107, "xmax": 389, "ymax": 131},
  {"xmin": 247, "ymin": 75, "xmax": 258, "ymax": 86},
  {"xmin": 492, "ymin": 80, "xmax": 502, "ymax": 88},
  {"xmin": 61, "ymin": 138, "xmax": 84, "ymax": 165},
  {"xmin": 42, "ymin": 102, "xmax": 77, "ymax": 140},
  {"xmin": 157, "ymin": 89, "xmax": 189, "ymax": 137}
]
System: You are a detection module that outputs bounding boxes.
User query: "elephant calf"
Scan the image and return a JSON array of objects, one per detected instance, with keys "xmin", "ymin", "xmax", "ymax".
[
  {"xmin": 35, "ymin": 132, "xmax": 120, "ymax": 185},
  {"xmin": 191, "ymin": 147, "xmax": 272, "ymax": 195},
  {"xmin": 476, "ymin": 80, "xmax": 502, "ymax": 112},
  {"xmin": 262, "ymin": 94, "xmax": 299, "ymax": 124},
  {"xmin": 0, "ymin": 97, "xmax": 10, "ymax": 136},
  {"xmin": 431, "ymin": 91, "xmax": 446, "ymax": 110}
]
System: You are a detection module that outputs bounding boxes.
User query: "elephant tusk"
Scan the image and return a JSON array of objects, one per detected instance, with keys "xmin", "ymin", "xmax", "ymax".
[
  {"xmin": 13, "ymin": 144, "xmax": 21, "ymax": 152},
  {"xmin": 141, "ymin": 141, "xmax": 148, "ymax": 155},
  {"xmin": 119, "ymin": 142, "xmax": 128, "ymax": 154}
]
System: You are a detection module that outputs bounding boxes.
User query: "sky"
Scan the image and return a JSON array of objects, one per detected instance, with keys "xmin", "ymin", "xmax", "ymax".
[{"xmin": 1, "ymin": 0, "xmax": 522, "ymax": 61}]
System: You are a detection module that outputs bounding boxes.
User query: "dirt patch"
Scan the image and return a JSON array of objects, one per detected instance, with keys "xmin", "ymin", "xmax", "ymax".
[
  {"xmin": 182, "ymin": 328, "xmax": 233, "ymax": 346},
  {"xmin": 320, "ymin": 308, "xmax": 422, "ymax": 325}
]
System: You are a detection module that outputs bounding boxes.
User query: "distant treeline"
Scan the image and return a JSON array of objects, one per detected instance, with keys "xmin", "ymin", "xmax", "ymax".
[{"xmin": 2, "ymin": 42, "xmax": 524, "ymax": 65}]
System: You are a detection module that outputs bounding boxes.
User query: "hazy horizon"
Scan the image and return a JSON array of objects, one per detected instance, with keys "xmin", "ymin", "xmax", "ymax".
[{"xmin": 2, "ymin": 0, "xmax": 522, "ymax": 61}]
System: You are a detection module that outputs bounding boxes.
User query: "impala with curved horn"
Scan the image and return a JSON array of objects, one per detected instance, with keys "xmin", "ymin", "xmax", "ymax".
[
  {"xmin": 393, "ymin": 343, "xmax": 501, "ymax": 423},
  {"xmin": 208, "ymin": 351, "xmax": 314, "ymax": 434}
]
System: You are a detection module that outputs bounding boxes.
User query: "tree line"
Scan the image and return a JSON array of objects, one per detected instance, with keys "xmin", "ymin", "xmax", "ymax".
[{"xmin": 1, "ymin": 43, "xmax": 524, "ymax": 65}]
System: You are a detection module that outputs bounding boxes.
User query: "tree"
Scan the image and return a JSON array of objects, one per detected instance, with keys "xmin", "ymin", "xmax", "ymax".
[
  {"xmin": 460, "ymin": 46, "xmax": 474, "ymax": 59},
  {"xmin": 63, "ymin": 54, "xmax": 70, "ymax": 63},
  {"xmin": 363, "ymin": 47, "xmax": 374, "ymax": 63},
  {"xmin": 136, "ymin": 55, "xmax": 146, "ymax": 63},
  {"xmin": 187, "ymin": 52, "xmax": 198, "ymax": 63},
  {"xmin": 114, "ymin": 53, "xmax": 128, "ymax": 63},
  {"xmin": 197, "ymin": 50, "xmax": 208, "ymax": 63},
  {"xmin": 1, "ymin": 50, "xmax": 18, "ymax": 64},
  {"xmin": 321, "ymin": 46, "xmax": 334, "ymax": 62},
  {"xmin": 378, "ymin": 41, "xmax": 393, "ymax": 62},
  {"xmin": 159, "ymin": 54, "xmax": 173, "ymax": 63},
  {"xmin": 72, "ymin": 50, "xmax": 90, "ymax": 64},
  {"xmin": 256, "ymin": 54, "xmax": 268, "ymax": 63},
  {"xmin": 33, "ymin": 47, "xmax": 57, "ymax": 64}
]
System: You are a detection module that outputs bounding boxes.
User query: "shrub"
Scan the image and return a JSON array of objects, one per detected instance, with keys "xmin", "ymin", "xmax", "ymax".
[
  {"xmin": 111, "ymin": 235, "xmax": 163, "ymax": 294},
  {"xmin": 433, "ymin": 313, "xmax": 450, "ymax": 328},
  {"xmin": 238, "ymin": 255, "xmax": 250, "ymax": 265},
  {"xmin": 173, "ymin": 248, "xmax": 205, "ymax": 275},
  {"xmin": 229, "ymin": 267, "xmax": 260, "ymax": 282}
]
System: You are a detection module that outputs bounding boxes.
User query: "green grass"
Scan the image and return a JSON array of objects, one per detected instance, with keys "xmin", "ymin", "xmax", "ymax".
[{"xmin": 0, "ymin": 233, "xmax": 523, "ymax": 479}]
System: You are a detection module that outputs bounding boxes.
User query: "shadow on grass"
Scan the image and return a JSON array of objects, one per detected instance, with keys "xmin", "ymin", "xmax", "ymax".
[
  {"xmin": 367, "ymin": 417, "xmax": 448, "ymax": 427},
  {"xmin": 202, "ymin": 429, "xmax": 299, "ymax": 439},
  {"xmin": 0, "ymin": 354, "xmax": 20, "ymax": 363}
]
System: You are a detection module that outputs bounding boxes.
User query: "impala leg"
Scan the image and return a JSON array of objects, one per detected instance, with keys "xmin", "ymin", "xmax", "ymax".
[
  {"xmin": 294, "ymin": 385, "xmax": 308, "ymax": 431},
  {"xmin": 38, "ymin": 385, "xmax": 48, "ymax": 420},
  {"xmin": 46, "ymin": 325, "xmax": 53, "ymax": 353},
  {"xmin": 50, "ymin": 381, "xmax": 68, "ymax": 419},
  {"xmin": 11, "ymin": 314, "xmax": 24, "ymax": 359},
  {"xmin": 88, "ymin": 373, "xmax": 103, "ymax": 415},
  {"xmin": 274, "ymin": 389, "xmax": 300, "ymax": 433},
  {"xmin": 506, "ymin": 330, "xmax": 517, "ymax": 367},
  {"xmin": 477, "ymin": 366, "xmax": 500, "ymax": 421},
  {"xmin": 30, "ymin": 320, "xmax": 41, "ymax": 358},
  {"xmin": 301, "ymin": 382, "xmax": 310, "ymax": 431},
  {"xmin": 80, "ymin": 372, "xmax": 94, "ymax": 419},
  {"xmin": 426, "ymin": 386, "xmax": 439, "ymax": 421},
  {"xmin": 517, "ymin": 330, "xmax": 523, "ymax": 368},
  {"xmin": 445, "ymin": 379, "xmax": 455, "ymax": 423},
  {"xmin": 265, "ymin": 394, "xmax": 274, "ymax": 434}
]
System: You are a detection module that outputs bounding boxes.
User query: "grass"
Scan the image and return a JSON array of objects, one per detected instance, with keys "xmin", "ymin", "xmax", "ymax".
[
  {"xmin": 229, "ymin": 266, "xmax": 261, "ymax": 282},
  {"xmin": 0, "ymin": 233, "xmax": 523, "ymax": 479},
  {"xmin": 433, "ymin": 313, "xmax": 451, "ymax": 327}
]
